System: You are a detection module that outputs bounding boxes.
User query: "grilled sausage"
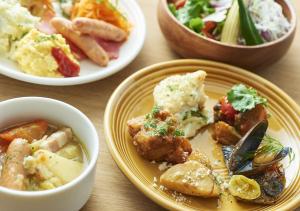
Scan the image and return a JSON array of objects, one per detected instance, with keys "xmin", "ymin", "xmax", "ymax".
[
  {"xmin": 0, "ymin": 139, "xmax": 30, "ymax": 190},
  {"xmin": 72, "ymin": 17, "xmax": 127, "ymax": 42},
  {"xmin": 51, "ymin": 17, "xmax": 109, "ymax": 66}
]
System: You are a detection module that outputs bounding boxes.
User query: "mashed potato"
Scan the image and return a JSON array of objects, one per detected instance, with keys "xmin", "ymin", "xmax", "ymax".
[
  {"xmin": 153, "ymin": 71, "xmax": 209, "ymax": 137},
  {"xmin": 10, "ymin": 29, "xmax": 78, "ymax": 77},
  {"xmin": 0, "ymin": 1, "xmax": 39, "ymax": 54}
]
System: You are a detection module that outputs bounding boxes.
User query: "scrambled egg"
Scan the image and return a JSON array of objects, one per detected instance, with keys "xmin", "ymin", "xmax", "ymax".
[
  {"xmin": 153, "ymin": 71, "xmax": 209, "ymax": 137},
  {"xmin": 0, "ymin": 1, "xmax": 39, "ymax": 54},
  {"xmin": 10, "ymin": 29, "xmax": 78, "ymax": 77}
]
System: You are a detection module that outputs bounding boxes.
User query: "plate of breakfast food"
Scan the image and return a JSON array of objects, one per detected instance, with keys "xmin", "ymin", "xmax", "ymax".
[
  {"xmin": 104, "ymin": 59, "xmax": 300, "ymax": 210},
  {"xmin": 0, "ymin": 0, "xmax": 145, "ymax": 85}
]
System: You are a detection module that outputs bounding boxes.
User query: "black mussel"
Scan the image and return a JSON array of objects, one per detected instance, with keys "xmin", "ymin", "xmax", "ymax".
[
  {"xmin": 228, "ymin": 120, "xmax": 268, "ymax": 174},
  {"xmin": 253, "ymin": 146, "xmax": 292, "ymax": 167}
]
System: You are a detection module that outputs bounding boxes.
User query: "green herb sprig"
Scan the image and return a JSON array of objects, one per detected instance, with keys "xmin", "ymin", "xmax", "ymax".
[{"xmin": 227, "ymin": 84, "xmax": 267, "ymax": 112}]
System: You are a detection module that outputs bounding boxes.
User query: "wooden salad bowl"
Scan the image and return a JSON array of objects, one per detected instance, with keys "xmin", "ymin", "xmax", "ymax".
[{"xmin": 157, "ymin": 0, "xmax": 297, "ymax": 69}]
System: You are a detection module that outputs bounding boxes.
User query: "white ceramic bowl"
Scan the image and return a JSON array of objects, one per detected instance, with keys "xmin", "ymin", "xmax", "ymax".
[
  {"xmin": 0, "ymin": 0, "xmax": 146, "ymax": 86},
  {"xmin": 0, "ymin": 97, "xmax": 99, "ymax": 211}
]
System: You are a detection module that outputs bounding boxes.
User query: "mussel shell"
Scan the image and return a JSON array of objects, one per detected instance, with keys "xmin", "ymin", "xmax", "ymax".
[
  {"xmin": 253, "ymin": 147, "xmax": 291, "ymax": 167},
  {"xmin": 229, "ymin": 120, "xmax": 268, "ymax": 173}
]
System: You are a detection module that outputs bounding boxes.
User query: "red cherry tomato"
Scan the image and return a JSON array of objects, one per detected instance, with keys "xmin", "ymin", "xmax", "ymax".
[
  {"xmin": 220, "ymin": 97, "xmax": 237, "ymax": 125},
  {"xmin": 175, "ymin": 0, "xmax": 186, "ymax": 9},
  {"xmin": 202, "ymin": 21, "xmax": 217, "ymax": 39}
]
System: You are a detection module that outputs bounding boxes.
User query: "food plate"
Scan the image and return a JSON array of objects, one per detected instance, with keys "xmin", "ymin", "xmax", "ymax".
[
  {"xmin": 0, "ymin": 0, "xmax": 145, "ymax": 86},
  {"xmin": 104, "ymin": 59, "xmax": 300, "ymax": 210}
]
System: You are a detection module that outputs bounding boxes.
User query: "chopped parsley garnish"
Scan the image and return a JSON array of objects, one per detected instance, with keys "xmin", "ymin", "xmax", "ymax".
[
  {"xmin": 173, "ymin": 129, "xmax": 185, "ymax": 137},
  {"xmin": 35, "ymin": 34, "xmax": 57, "ymax": 43},
  {"xmin": 143, "ymin": 120, "xmax": 157, "ymax": 129},
  {"xmin": 227, "ymin": 84, "xmax": 267, "ymax": 112},
  {"xmin": 156, "ymin": 123, "xmax": 168, "ymax": 136},
  {"xmin": 182, "ymin": 109, "xmax": 208, "ymax": 121},
  {"xmin": 146, "ymin": 105, "xmax": 161, "ymax": 119}
]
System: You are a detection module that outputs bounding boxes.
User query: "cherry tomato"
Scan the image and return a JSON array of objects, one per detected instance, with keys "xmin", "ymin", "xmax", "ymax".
[
  {"xmin": 202, "ymin": 21, "xmax": 217, "ymax": 39},
  {"xmin": 175, "ymin": 0, "xmax": 186, "ymax": 9},
  {"xmin": 220, "ymin": 97, "xmax": 237, "ymax": 125}
]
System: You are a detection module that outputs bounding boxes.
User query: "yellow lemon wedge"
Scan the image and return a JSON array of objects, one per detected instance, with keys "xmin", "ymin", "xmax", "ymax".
[{"xmin": 229, "ymin": 175, "xmax": 261, "ymax": 200}]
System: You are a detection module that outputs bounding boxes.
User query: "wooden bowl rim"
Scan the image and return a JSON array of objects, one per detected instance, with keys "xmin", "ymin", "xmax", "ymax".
[
  {"xmin": 159, "ymin": 0, "xmax": 297, "ymax": 49},
  {"xmin": 104, "ymin": 59, "xmax": 300, "ymax": 211}
]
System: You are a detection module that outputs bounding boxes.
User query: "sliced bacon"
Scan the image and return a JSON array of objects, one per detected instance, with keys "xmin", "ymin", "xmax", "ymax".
[{"xmin": 94, "ymin": 37, "xmax": 123, "ymax": 60}]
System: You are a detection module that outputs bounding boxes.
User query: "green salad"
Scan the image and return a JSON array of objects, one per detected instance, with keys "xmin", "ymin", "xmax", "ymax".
[{"xmin": 168, "ymin": 0, "xmax": 291, "ymax": 46}]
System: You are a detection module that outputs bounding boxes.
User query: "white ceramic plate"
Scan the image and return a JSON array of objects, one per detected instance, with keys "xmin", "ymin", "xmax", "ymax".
[{"xmin": 0, "ymin": 0, "xmax": 146, "ymax": 86}]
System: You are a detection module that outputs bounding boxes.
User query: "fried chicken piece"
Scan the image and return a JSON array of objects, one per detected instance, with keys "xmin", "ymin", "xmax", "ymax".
[
  {"xmin": 212, "ymin": 121, "xmax": 241, "ymax": 145},
  {"xmin": 127, "ymin": 108, "xmax": 192, "ymax": 164},
  {"xmin": 235, "ymin": 105, "xmax": 268, "ymax": 135},
  {"xmin": 20, "ymin": 0, "xmax": 55, "ymax": 18},
  {"xmin": 133, "ymin": 131, "xmax": 191, "ymax": 164},
  {"xmin": 127, "ymin": 116, "xmax": 145, "ymax": 137},
  {"xmin": 160, "ymin": 152, "xmax": 219, "ymax": 197}
]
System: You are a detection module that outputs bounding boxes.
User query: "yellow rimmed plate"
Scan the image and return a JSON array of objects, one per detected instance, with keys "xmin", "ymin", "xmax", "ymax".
[{"xmin": 104, "ymin": 59, "xmax": 300, "ymax": 211}]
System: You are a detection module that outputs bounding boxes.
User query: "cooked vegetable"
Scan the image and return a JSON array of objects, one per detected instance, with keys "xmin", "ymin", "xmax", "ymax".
[
  {"xmin": 229, "ymin": 175, "xmax": 261, "ymax": 200},
  {"xmin": 227, "ymin": 84, "xmax": 267, "ymax": 112},
  {"xmin": 32, "ymin": 150, "xmax": 83, "ymax": 183},
  {"xmin": 237, "ymin": 0, "xmax": 263, "ymax": 45},
  {"xmin": 0, "ymin": 120, "xmax": 48, "ymax": 143},
  {"xmin": 51, "ymin": 47, "xmax": 80, "ymax": 77},
  {"xmin": 71, "ymin": 0, "xmax": 131, "ymax": 33},
  {"xmin": 220, "ymin": 0, "xmax": 240, "ymax": 44}
]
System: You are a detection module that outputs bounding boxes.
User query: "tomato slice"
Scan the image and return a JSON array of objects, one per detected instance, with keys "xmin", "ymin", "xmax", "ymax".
[
  {"xmin": 0, "ymin": 120, "xmax": 48, "ymax": 143},
  {"xmin": 51, "ymin": 47, "xmax": 80, "ymax": 77},
  {"xmin": 202, "ymin": 21, "xmax": 217, "ymax": 39},
  {"xmin": 220, "ymin": 97, "xmax": 237, "ymax": 125},
  {"xmin": 175, "ymin": 0, "xmax": 186, "ymax": 9}
]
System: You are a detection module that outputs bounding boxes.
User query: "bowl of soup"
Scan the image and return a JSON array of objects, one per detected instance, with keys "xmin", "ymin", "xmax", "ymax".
[{"xmin": 0, "ymin": 97, "xmax": 99, "ymax": 211}]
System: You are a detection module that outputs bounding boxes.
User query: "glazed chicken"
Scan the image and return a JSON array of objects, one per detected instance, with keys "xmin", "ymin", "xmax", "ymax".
[{"xmin": 127, "ymin": 107, "xmax": 192, "ymax": 164}]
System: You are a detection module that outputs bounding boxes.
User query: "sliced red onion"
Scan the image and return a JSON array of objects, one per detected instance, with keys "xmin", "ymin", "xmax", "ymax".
[{"xmin": 203, "ymin": 9, "xmax": 227, "ymax": 22}]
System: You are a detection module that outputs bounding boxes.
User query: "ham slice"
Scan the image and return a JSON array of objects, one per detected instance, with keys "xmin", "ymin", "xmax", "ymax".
[
  {"xmin": 94, "ymin": 37, "xmax": 123, "ymax": 60},
  {"xmin": 36, "ymin": 10, "xmax": 57, "ymax": 34}
]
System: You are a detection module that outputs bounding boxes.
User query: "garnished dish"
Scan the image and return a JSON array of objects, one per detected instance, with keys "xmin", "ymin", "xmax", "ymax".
[
  {"xmin": 168, "ymin": 0, "xmax": 291, "ymax": 45},
  {"xmin": 0, "ymin": 0, "xmax": 130, "ymax": 78},
  {"xmin": 126, "ymin": 71, "xmax": 294, "ymax": 208},
  {"xmin": 0, "ymin": 120, "xmax": 87, "ymax": 191}
]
